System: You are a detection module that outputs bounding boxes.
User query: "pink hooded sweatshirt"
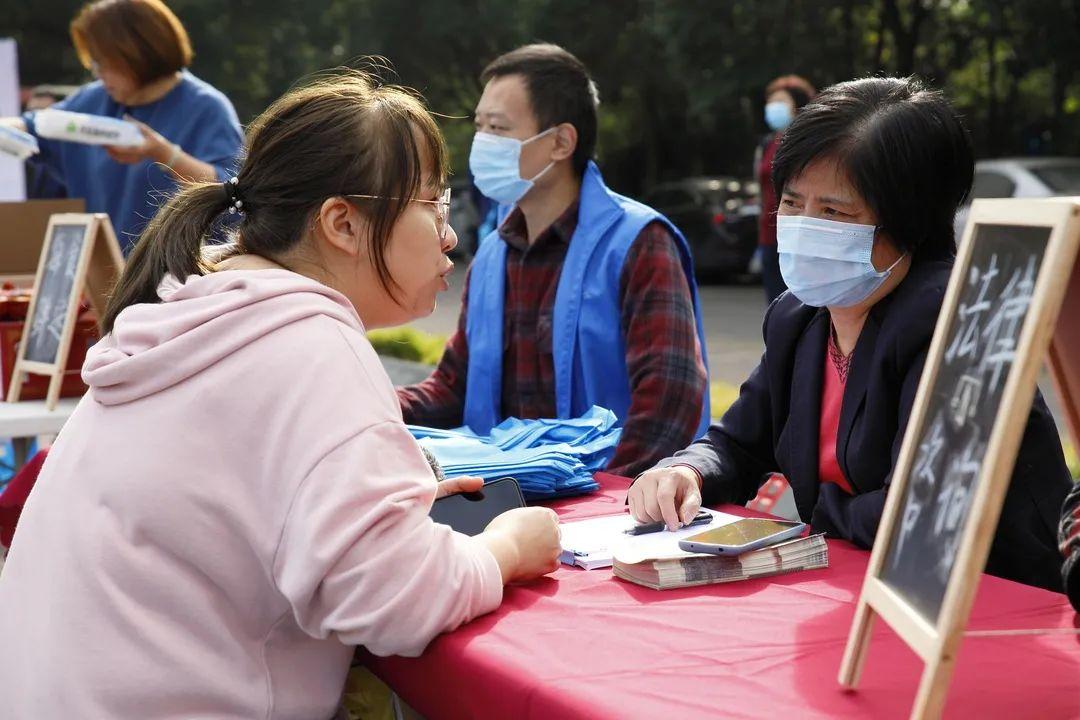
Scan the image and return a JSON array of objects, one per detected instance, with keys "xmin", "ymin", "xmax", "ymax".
[{"xmin": 0, "ymin": 269, "xmax": 502, "ymax": 719}]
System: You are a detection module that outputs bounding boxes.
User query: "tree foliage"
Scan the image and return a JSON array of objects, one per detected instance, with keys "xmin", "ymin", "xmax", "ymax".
[{"xmin": 6, "ymin": 0, "xmax": 1080, "ymax": 194}]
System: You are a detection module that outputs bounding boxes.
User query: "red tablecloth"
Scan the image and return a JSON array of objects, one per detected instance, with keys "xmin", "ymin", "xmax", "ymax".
[{"xmin": 368, "ymin": 474, "xmax": 1080, "ymax": 719}]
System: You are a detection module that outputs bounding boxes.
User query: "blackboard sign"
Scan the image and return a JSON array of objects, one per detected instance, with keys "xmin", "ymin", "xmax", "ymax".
[
  {"xmin": 880, "ymin": 224, "xmax": 1050, "ymax": 623},
  {"xmin": 7, "ymin": 212, "xmax": 124, "ymax": 410},
  {"xmin": 840, "ymin": 198, "xmax": 1080, "ymax": 720},
  {"xmin": 23, "ymin": 223, "xmax": 88, "ymax": 365}
]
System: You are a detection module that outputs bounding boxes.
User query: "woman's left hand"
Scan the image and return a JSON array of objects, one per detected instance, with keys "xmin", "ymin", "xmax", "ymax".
[
  {"xmin": 435, "ymin": 475, "xmax": 485, "ymax": 499},
  {"xmin": 104, "ymin": 115, "xmax": 173, "ymax": 166}
]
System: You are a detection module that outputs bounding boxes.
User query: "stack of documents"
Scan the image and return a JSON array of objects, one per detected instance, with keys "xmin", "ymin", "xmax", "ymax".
[
  {"xmin": 409, "ymin": 406, "xmax": 621, "ymax": 500},
  {"xmin": 559, "ymin": 509, "xmax": 742, "ymax": 570},
  {"xmin": 613, "ymin": 535, "xmax": 829, "ymax": 590}
]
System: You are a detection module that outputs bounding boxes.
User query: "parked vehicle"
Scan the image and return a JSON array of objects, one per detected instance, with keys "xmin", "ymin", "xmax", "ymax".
[
  {"xmin": 644, "ymin": 177, "xmax": 760, "ymax": 280},
  {"xmin": 954, "ymin": 157, "xmax": 1080, "ymax": 237}
]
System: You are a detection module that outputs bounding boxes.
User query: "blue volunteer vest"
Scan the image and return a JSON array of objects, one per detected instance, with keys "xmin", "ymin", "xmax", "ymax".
[{"xmin": 463, "ymin": 161, "xmax": 711, "ymax": 437}]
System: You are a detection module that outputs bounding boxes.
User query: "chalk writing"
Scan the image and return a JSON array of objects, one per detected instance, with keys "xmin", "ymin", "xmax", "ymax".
[
  {"xmin": 881, "ymin": 224, "xmax": 1050, "ymax": 623},
  {"xmin": 24, "ymin": 223, "xmax": 86, "ymax": 365}
]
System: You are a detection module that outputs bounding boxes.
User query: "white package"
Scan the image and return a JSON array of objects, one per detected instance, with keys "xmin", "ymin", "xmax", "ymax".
[
  {"xmin": 34, "ymin": 109, "xmax": 142, "ymax": 147},
  {"xmin": 0, "ymin": 124, "xmax": 39, "ymax": 160}
]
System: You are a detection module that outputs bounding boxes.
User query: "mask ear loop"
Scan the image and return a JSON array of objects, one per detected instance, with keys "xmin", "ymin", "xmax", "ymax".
[
  {"xmin": 521, "ymin": 126, "xmax": 562, "ymax": 183},
  {"xmin": 870, "ymin": 227, "xmax": 908, "ymax": 276},
  {"xmin": 882, "ymin": 252, "xmax": 907, "ymax": 274},
  {"xmin": 521, "ymin": 125, "xmax": 560, "ymax": 146}
]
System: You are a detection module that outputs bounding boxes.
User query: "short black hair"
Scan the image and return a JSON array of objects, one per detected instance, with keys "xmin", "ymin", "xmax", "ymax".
[
  {"xmin": 481, "ymin": 43, "xmax": 599, "ymax": 176},
  {"xmin": 772, "ymin": 76, "xmax": 974, "ymax": 261}
]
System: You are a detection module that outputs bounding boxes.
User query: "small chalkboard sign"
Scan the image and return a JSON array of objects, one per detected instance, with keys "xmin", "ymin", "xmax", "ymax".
[
  {"xmin": 838, "ymin": 198, "xmax": 1080, "ymax": 720},
  {"xmin": 24, "ymin": 223, "xmax": 87, "ymax": 366},
  {"xmin": 6, "ymin": 213, "xmax": 124, "ymax": 409},
  {"xmin": 880, "ymin": 223, "xmax": 1051, "ymax": 623}
]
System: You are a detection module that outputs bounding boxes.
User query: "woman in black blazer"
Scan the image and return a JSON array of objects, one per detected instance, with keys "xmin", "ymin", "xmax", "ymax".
[{"xmin": 630, "ymin": 77, "xmax": 1070, "ymax": 591}]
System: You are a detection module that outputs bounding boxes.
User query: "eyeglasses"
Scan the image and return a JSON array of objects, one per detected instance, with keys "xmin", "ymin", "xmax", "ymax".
[{"xmin": 346, "ymin": 187, "xmax": 452, "ymax": 242}]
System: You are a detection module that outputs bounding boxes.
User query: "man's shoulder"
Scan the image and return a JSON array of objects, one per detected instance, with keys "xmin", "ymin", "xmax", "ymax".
[
  {"xmin": 622, "ymin": 218, "xmax": 681, "ymax": 267},
  {"xmin": 604, "ymin": 189, "xmax": 667, "ymax": 228}
]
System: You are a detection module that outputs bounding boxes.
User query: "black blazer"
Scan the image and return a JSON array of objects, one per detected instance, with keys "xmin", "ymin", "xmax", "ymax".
[{"xmin": 658, "ymin": 260, "xmax": 1070, "ymax": 591}]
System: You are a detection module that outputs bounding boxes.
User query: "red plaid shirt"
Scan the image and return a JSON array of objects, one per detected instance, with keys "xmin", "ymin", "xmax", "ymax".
[
  {"xmin": 398, "ymin": 200, "xmax": 707, "ymax": 477},
  {"xmin": 1061, "ymin": 479, "xmax": 1080, "ymax": 609}
]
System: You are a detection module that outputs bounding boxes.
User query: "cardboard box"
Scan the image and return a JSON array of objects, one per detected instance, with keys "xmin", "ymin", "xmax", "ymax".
[{"xmin": 0, "ymin": 199, "xmax": 86, "ymax": 277}]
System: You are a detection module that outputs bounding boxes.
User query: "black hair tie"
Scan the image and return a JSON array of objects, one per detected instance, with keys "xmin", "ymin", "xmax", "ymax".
[{"xmin": 222, "ymin": 177, "xmax": 244, "ymax": 215}]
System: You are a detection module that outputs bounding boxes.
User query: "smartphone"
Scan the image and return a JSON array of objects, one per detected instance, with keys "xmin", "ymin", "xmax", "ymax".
[
  {"xmin": 429, "ymin": 477, "xmax": 526, "ymax": 537},
  {"xmin": 677, "ymin": 518, "xmax": 806, "ymax": 555}
]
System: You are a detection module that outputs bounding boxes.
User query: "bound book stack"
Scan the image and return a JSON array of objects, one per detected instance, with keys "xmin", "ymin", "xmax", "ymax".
[{"xmin": 613, "ymin": 534, "xmax": 829, "ymax": 590}]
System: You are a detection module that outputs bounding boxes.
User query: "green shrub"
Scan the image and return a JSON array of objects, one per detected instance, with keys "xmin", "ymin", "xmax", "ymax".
[
  {"xmin": 710, "ymin": 380, "xmax": 739, "ymax": 419},
  {"xmin": 1065, "ymin": 442, "xmax": 1079, "ymax": 479},
  {"xmin": 367, "ymin": 328, "xmax": 446, "ymax": 366}
]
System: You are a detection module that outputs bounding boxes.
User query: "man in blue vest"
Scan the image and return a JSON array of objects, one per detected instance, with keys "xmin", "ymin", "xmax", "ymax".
[{"xmin": 398, "ymin": 43, "xmax": 710, "ymax": 478}]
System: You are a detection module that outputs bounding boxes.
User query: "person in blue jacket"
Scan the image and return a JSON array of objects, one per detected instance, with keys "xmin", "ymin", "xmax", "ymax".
[
  {"xmin": 3, "ymin": 0, "xmax": 241, "ymax": 254},
  {"xmin": 398, "ymin": 44, "xmax": 711, "ymax": 478}
]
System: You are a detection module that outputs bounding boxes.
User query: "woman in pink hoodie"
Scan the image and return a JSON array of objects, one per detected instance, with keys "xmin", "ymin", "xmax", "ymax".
[{"xmin": 0, "ymin": 71, "xmax": 561, "ymax": 719}]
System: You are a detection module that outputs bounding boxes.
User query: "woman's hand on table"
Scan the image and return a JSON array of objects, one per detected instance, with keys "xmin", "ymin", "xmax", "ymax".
[
  {"xmin": 479, "ymin": 507, "xmax": 562, "ymax": 584},
  {"xmin": 628, "ymin": 465, "xmax": 703, "ymax": 531}
]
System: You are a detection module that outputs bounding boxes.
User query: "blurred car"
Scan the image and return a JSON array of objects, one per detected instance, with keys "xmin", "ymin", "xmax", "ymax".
[
  {"xmin": 644, "ymin": 177, "xmax": 760, "ymax": 280},
  {"xmin": 954, "ymin": 157, "xmax": 1080, "ymax": 237}
]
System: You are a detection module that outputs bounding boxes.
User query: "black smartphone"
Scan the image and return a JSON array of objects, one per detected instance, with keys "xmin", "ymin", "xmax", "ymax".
[
  {"xmin": 429, "ymin": 477, "xmax": 526, "ymax": 537},
  {"xmin": 625, "ymin": 510, "xmax": 714, "ymax": 535}
]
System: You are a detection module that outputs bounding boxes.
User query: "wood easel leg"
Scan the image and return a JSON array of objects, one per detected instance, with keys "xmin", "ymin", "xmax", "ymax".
[
  {"xmin": 909, "ymin": 653, "xmax": 957, "ymax": 720},
  {"xmin": 45, "ymin": 371, "xmax": 62, "ymax": 411},
  {"xmin": 6, "ymin": 370, "xmax": 22, "ymax": 403},
  {"xmin": 839, "ymin": 599, "xmax": 876, "ymax": 688}
]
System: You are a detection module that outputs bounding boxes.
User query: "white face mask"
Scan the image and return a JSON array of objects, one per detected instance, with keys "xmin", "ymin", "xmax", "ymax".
[
  {"xmin": 469, "ymin": 127, "xmax": 557, "ymax": 204},
  {"xmin": 777, "ymin": 215, "xmax": 906, "ymax": 307}
]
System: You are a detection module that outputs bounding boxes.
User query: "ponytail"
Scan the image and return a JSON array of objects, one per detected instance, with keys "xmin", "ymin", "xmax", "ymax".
[{"xmin": 102, "ymin": 181, "xmax": 228, "ymax": 334}]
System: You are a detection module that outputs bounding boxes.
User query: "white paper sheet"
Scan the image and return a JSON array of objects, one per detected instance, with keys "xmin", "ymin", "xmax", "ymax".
[{"xmin": 559, "ymin": 509, "xmax": 741, "ymax": 569}]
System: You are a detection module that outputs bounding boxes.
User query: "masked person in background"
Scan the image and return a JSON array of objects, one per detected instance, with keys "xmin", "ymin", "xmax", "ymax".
[
  {"xmin": 754, "ymin": 75, "xmax": 816, "ymax": 304},
  {"xmin": 398, "ymin": 43, "xmax": 711, "ymax": 478},
  {"xmin": 629, "ymin": 77, "xmax": 1070, "ymax": 592}
]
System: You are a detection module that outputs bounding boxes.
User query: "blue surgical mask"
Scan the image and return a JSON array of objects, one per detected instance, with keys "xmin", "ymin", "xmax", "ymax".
[
  {"xmin": 765, "ymin": 101, "xmax": 793, "ymax": 131},
  {"xmin": 777, "ymin": 215, "xmax": 906, "ymax": 308},
  {"xmin": 469, "ymin": 128, "xmax": 557, "ymax": 204}
]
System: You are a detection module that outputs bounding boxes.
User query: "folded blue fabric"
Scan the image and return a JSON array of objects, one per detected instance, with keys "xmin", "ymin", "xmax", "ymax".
[{"xmin": 407, "ymin": 407, "xmax": 621, "ymax": 500}]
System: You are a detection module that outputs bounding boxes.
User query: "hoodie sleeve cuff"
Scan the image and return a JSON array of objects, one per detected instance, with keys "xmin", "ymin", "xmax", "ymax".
[{"xmin": 461, "ymin": 533, "xmax": 504, "ymax": 614}]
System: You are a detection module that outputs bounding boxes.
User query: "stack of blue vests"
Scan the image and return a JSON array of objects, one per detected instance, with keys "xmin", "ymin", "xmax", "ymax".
[{"xmin": 408, "ymin": 406, "xmax": 621, "ymax": 500}]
